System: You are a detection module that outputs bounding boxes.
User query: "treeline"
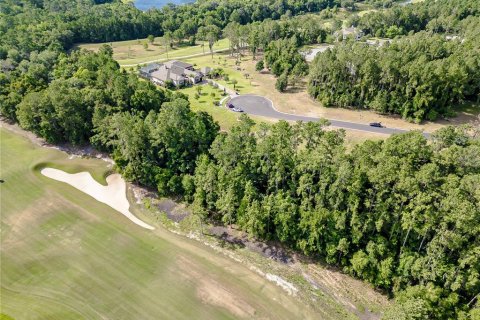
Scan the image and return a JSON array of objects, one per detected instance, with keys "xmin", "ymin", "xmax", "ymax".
[
  {"xmin": 308, "ymin": 31, "xmax": 480, "ymax": 122},
  {"xmin": 8, "ymin": 47, "xmax": 187, "ymax": 142},
  {"xmin": 188, "ymin": 117, "xmax": 479, "ymax": 319},
  {"xmin": 107, "ymin": 109, "xmax": 479, "ymax": 318},
  {"xmin": 356, "ymin": 0, "xmax": 480, "ymax": 38},
  {"xmin": 307, "ymin": 0, "xmax": 480, "ymax": 122},
  {"xmin": 0, "ymin": 0, "xmax": 340, "ymax": 56}
]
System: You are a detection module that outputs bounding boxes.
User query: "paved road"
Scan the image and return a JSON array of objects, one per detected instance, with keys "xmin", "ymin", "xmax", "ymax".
[{"xmin": 230, "ymin": 95, "xmax": 430, "ymax": 137}]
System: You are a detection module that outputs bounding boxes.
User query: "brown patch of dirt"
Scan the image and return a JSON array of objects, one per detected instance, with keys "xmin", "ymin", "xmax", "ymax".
[
  {"xmin": 304, "ymin": 264, "xmax": 389, "ymax": 320},
  {"xmin": 176, "ymin": 255, "xmax": 256, "ymax": 318},
  {"xmin": 209, "ymin": 226, "xmax": 294, "ymax": 265},
  {"xmin": 157, "ymin": 199, "xmax": 190, "ymax": 222},
  {"xmin": 5, "ymin": 198, "xmax": 58, "ymax": 237}
]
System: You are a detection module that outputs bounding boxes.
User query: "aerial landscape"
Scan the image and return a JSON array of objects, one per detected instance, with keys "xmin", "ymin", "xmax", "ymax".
[{"xmin": 0, "ymin": 0, "xmax": 479, "ymax": 319}]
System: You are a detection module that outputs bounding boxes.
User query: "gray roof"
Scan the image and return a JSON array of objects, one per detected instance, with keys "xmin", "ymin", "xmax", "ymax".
[
  {"xmin": 151, "ymin": 68, "xmax": 185, "ymax": 82},
  {"xmin": 164, "ymin": 60, "xmax": 193, "ymax": 69},
  {"xmin": 140, "ymin": 63, "xmax": 162, "ymax": 74}
]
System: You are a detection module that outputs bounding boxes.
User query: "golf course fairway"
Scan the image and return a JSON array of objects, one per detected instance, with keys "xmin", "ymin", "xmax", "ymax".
[{"xmin": 0, "ymin": 128, "xmax": 321, "ymax": 319}]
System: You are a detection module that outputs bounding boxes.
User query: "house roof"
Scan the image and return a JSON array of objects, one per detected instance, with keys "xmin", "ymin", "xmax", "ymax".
[
  {"xmin": 151, "ymin": 67, "xmax": 185, "ymax": 82},
  {"xmin": 164, "ymin": 60, "xmax": 193, "ymax": 69},
  {"xmin": 140, "ymin": 63, "xmax": 162, "ymax": 74}
]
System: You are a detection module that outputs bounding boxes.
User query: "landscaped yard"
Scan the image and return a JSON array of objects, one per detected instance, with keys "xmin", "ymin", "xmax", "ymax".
[{"xmin": 179, "ymin": 84, "xmax": 273, "ymax": 131}]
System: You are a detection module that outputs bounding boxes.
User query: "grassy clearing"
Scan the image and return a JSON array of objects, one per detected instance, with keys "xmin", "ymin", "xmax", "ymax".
[
  {"xmin": 179, "ymin": 82, "xmax": 273, "ymax": 131},
  {"xmin": 76, "ymin": 38, "xmax": 230, "ymax": 66},
  {"xmin": 0, "ymin": 127, "xmax": 324, "ymax": 320},
  {"xmin": 180, "ymin": 85, "xmax": 242, "ymax": 130}
]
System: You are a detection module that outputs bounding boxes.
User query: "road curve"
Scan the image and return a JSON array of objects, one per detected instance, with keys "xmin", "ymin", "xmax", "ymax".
[{"xmin": 230, "ymin": 95, "xmax": 430, "ymax": 137}]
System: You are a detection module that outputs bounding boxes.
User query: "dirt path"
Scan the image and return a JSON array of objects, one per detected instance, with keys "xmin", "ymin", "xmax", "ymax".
[{"xmin": 41, "ymin": 168, "xmax": 154, "ymax": 230}]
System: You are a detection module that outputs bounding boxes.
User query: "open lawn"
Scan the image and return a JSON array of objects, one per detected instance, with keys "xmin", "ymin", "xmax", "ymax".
[
  {"xmin": 179, "ymin": 83, "xmax": 274, "ymax": 131},
  {"xmin": 76, "ymin": 38, "xmax": 230, "ymax": 66},
  {"xmin": 0, "ymin": 127, "xmax": 327, "ymax": 320}
]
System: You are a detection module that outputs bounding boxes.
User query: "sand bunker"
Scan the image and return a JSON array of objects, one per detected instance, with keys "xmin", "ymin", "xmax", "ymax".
[{"xmin": 41, "ymin": 168, "xmax": 154, "ymax": 230}]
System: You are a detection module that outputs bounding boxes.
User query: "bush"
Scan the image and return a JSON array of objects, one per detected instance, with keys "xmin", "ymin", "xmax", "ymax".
[
  {"xmin": 255, "ymin": 60, "xmax": 264, "ymax": 71},
  {"xmin": 164, "ymin": 80, "xmax": 175, "ymax": 89}
]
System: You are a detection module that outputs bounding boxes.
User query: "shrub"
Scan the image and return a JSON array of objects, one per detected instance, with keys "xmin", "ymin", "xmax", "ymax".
[{"xmin": 255, "ymin": 60, "xmax": 264, "ymax": 71}]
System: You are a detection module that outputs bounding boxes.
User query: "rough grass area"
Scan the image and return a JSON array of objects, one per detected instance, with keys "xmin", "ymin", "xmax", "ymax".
[
  {"xmin": 0, "ymin": 127, "xmax": 323, "ymax": 320},
  {"xmin": 75, "ymin": 38, "xmax": 229, "ymax": 66}
]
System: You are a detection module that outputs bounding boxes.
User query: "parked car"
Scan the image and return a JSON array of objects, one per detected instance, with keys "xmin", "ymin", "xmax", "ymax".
[
  {"xmin": 369, "ymin": 122, "xmax": 383, "ymax": 128},
  {"xmin": 227, "ymin": 103, "xmax": 234, "ymax": 109},
  {"xmin": 232, "ymin": 108, "xmax": 244, "ymax": 113}
]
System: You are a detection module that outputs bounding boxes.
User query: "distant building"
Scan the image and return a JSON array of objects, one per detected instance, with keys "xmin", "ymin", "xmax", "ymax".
[
  {"xmin": 139, "ymin": 60, "xmax": 204, "ymax": 87},
  {"xmin": 335, "ymin": 27, "xmax": 364, "ymax": 41}
]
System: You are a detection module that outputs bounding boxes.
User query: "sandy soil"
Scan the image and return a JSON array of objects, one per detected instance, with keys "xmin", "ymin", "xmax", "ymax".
[
  {"xmin": 176, "ymin": 255, "xmax": 257, "ymax": 318},
  {"xmin": 41, "ymin": 168, "xmax": 154, "ymax": 230}
]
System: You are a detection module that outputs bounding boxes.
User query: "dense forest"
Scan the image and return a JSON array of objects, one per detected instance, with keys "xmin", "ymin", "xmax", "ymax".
[
  {"xmin": 1, "ymin": 0, "xmax": 479, "ymax": 319},
  {"xmin": 308, "ymin": 0, "xmax": 480, "ymax": 122},
  {"xmin": 308, "ymin": 31, "xmax": 480, "ymax": 122}
]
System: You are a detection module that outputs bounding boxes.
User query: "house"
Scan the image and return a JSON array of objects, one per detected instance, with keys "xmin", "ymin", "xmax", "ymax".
[
  {"xmin": 151, "ymin": 68, "xmax": 187, "ymax": 87},
  {"xmin": 164, "ymin": 60, "xmax": 194, "ymax": 71},
  {"xmin": 140, "ymin": 60, "xmax": 204, "ymax": 87},
  {"xmin": 139, "ymin": 63, "xmax": 162, "ymax": 78},
  {"xmin": 335, "ymin": 27, "xmax": 364, "ymax": 41}
]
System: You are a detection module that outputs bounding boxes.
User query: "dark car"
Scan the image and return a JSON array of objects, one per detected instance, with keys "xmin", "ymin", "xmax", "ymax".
[
  {"xmin": 369, "ymin": 122, "xmax": 383, "ymax": 128},
  {"xmin": 227, "ymin": 103, "xmax": 234, "ymax": 109}
]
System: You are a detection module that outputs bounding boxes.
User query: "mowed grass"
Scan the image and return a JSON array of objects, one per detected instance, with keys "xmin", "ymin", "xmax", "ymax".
[
  {"xmin": 75, "ymin": 38, "xmax": 230, "ymax": 66},
  {"xmin": 0, "ymin": 128, "xmax": 321, "ymax": 320},
  {"xmin": 179, "ymin": 84, "xmax": 273, "ymax": 131}
]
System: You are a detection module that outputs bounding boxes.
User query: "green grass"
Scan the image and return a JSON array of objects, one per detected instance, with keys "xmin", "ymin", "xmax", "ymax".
[
  {"xmin": 77, "ymin": 38, "xmax": 230, "ymax": 66},
  {"xmin": 184, "ymin": 53, "xmax": 255, "ymax": 93},
  {"xmin": 178, "ymin": 83, "xmax": 273, "ymax": 131},
  {"xmin": 0, "ymin": 128, "xmax": 320, "ymax": 320},
  {"xmin": 180, "ymin": 85, "xmax": 242, "ymax": 130}
]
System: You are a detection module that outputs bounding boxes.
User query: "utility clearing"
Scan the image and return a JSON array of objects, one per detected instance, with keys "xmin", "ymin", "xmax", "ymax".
[{"xmin": 40, "ymin": 168, "xmax": 154, "ymax": 230}]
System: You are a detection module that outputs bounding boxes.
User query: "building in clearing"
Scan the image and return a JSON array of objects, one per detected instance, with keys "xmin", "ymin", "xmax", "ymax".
[
  {"xmin": 139, "ymin": 60, "xmax": 204, "ymax": 87},
  {"xmin": 334, "ymin": 27, "xmax": 364, "ymax": 41},
  {"xmin": 139, "ymin": 63, "xmax": 161, "ymax": 78}
]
